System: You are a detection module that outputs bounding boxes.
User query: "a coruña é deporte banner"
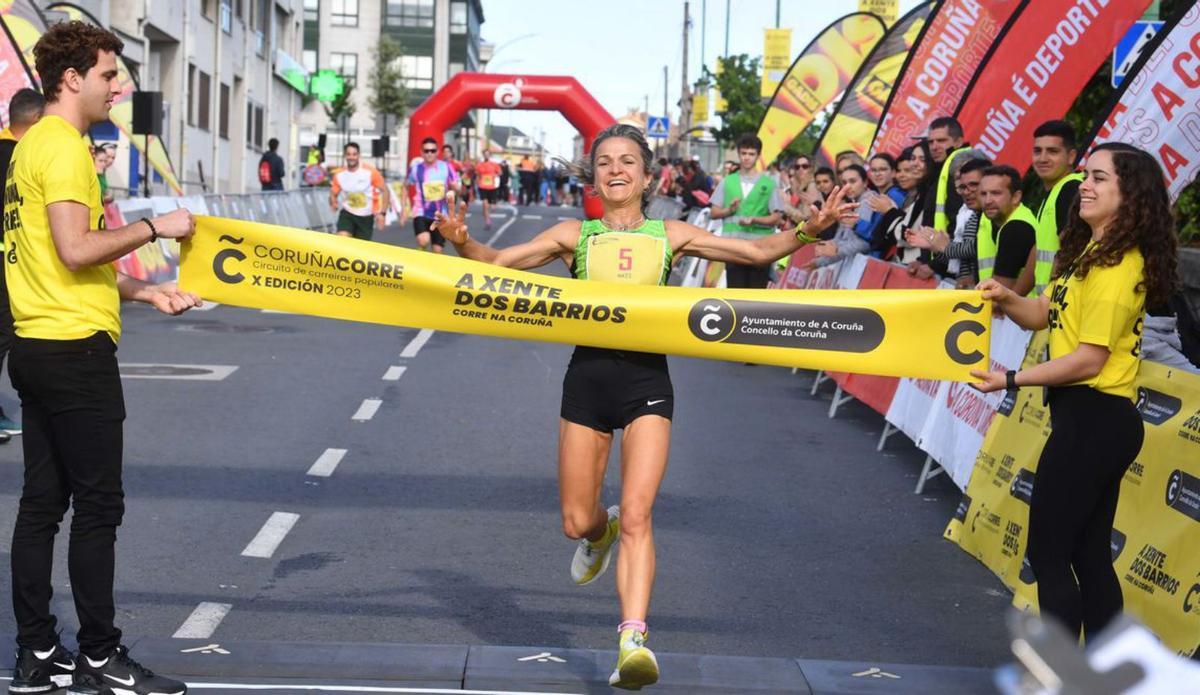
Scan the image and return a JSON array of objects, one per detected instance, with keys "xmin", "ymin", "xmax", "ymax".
[{"xmin": 179, "ymin": 218, "xmax": 992, "ymax": 381}]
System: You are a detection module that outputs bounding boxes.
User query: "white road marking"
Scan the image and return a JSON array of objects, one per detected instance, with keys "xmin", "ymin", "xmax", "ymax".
[
  {"xmin": 261, "ymin": 309, "xmax": 294, "ymax": 314},
  {"xmin": 119, "ymin": 364, "xmax": 239, "ymax": 381},
  {"xmin": 556, "ymin": 216, "xmax": 575, "ymax": 221},
  {"xmin": 400, "ymin": 330, "xmax": 434, "ymax": 358},
  {"xmin": 307, "ymin": 449, "xmax": 347, "ymax": 478},
  {"xmin": 352, "ymin": 398, "xmax": 383, "ymax": 421},
  {"xmin": 241, "ymin": 512, "xmax": 300, "ymax": 558},
  {"xmin": 485, "ymin": 206, "xmax": 520, "ymax": 246},
  {"xmin": 180, "ymin": 683, "xmax": 576, "ymax": 695},
  {"xmin": 520, "ymin": 214, "xmax": 542, "ymax": 220},
  {"xmin": 382, "ymin": 365, "xmax": 407, "ymax": 381},
  {"xmin": 172, "ymin": 602, "xmax": 233, "ymax": 639},
  {"xmin": 191, "ymin": 302, "xmax": 220, "ymax": 312}
]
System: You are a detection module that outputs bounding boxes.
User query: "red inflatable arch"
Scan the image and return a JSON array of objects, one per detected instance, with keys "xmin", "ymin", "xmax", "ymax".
[{"xmin": 408, "ymin": 73, "xmax": 615, "ymax": 219}]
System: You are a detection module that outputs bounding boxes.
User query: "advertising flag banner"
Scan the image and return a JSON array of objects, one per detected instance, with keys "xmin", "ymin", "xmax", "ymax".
[
  {"xmin": 761, "ymin": 28, "xmax": 794, "ymax": 98},
  {"xmin": 180, "ymin": 218, "xmax": 993, "ymax": 381},
  {"xmin": 956, "ymin": 0, "xmax": 1152, "ymax": 172},
  {"xmin": 859, "ymin": 0, "xmax": 899, "ymax": 26},
  {"xmin": 1085, "ymin": 4, "xmax": 1200, "ymax": 203},
  {"xmin": 871, "ymin": 0, "xmax": 1025, "ymax": 157},
  {"xmin": 814, "ymin": 2, "xmax": 935, "ymax": 168},
  {"xmin": 757, "ymin": 13, "xmax": 886, "ymax": 167}
]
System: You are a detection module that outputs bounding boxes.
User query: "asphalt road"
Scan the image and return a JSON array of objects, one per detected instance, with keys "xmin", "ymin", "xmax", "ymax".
[{"xmin": 0, "ymin": 203, "xmax": 1012, "ymax": 672}]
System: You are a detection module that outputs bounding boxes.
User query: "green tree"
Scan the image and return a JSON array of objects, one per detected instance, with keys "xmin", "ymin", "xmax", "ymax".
[
  {"xmin": 324, "ymin": 82, "xmax": 356, "ymax": 137},
  {"xmin": 711, "ymin": 55, "xmax": 764, "ymax": 148},
  {"xmin": 368, "ymin": 35, "xmax": 410, "ymax": 135}
]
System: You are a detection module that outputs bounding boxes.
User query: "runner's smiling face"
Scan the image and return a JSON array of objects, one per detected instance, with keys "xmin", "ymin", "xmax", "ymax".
[
  {"xmin": 345, "ymin": 146, "xmax": 360, "ymax": 169},
  {"xmin": 1032, "ymin": 135, "xmax": 1076, "ymax": 185},
  {"xmin": 79, "ymin": 50, "xmax": 121, "ymax": 124},
  {"xmin": 594, "ymin": 137, "xmax": 651, "ymax": 208}
]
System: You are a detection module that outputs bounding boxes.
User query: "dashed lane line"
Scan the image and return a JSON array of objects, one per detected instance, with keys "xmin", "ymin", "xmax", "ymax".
[
  {"xmin": 382, "ymin": 366, "xmax": 407, "ymax": 381},
  {"xmin": 241, "ymin": 512, "xmax": 301, "ymax": 559},
  {"xmin": 307, "ymin": 449, "xmax": 347, "ymax": 478},
  {"xmin": 400, "ymin": 330, "xmax": 433, "ymax": 359},
  {"xmin": 172, "ymin": 602, "xmax": 233, "ymax": 639},
  {"xmin": 352, "ymin": 398, "xmax": 383, "ymax": 421}
]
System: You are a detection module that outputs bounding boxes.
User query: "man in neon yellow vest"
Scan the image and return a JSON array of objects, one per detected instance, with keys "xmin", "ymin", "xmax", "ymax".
[
  {"xmin": 709, "ymin": 133, "xmax": 785, "ymax": 288},
  {"xmin": 977, "ymin": 165, "xmax": 1038, "ymax": 293},
  {"xmin": 1014, "ymin": 119, "xmax": 1084, "ymax": 297},
  {"xmin": 923, "ymin": 116, "xmax": 969, "ymax": 232}
]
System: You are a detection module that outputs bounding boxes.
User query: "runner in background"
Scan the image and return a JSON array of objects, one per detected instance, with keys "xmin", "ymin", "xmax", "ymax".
[
  {"xmin": 330, "ymin": 141, "xmax": 389, "ymax": 241},
  {"xmin": 474, "ymin": 149, "xmax": 503, "ymax": 232},
  {"xmin": 407, "ymin": 136, "xmax": 460, "ymax": 253}
]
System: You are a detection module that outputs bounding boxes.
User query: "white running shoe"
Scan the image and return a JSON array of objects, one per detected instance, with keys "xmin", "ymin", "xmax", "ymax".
[
  {"xmin": 609, "ymin": 628, "xmax": 659, "ymax": 690},
  {"xmin": 570, "ymin": 505, "xmax": 620, "ymax": 585}
]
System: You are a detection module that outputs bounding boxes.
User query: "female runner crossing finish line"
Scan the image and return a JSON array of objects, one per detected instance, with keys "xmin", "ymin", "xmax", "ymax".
[{"xmin": 432, "ymin": 124, "xmax": 851, "ymax": 690}]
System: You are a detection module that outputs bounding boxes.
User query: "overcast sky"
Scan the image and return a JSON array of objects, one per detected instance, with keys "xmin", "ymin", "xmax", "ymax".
[{"xmin": 477, "ymin": 0, "xmax": 924, "ymax": 157}]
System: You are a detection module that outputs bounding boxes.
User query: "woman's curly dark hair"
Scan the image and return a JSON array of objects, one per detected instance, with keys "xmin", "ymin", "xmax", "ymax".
[
  {"xmin": 1053, "ymin": 142, "xmax": 1179, "ymax": 308},
  {"xmin": 33, "ymin": 21, "xmax": 124, "ymax": 103}
]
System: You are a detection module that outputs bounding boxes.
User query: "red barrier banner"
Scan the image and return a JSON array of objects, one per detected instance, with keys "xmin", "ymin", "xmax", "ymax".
[
  {"xmin": 1084, "ymin": 5, "xmax": 1200, "ymax": 203},
  {"xmin": 871, "ymin": 0, "xmax": 1025, "ymax": 157},
  {"xmin": 957, "ymin": 0, "xmax": 1152, "ymax": 172},
  {"xmin": 815, "ymin": 2, "xmax": 936, "ymax": 168}
]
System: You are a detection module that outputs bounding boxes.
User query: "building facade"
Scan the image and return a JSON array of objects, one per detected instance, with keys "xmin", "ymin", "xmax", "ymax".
[
  {"xmin": 64, "ymin": 0, "xmax": 311, "ymax": 195},
  {"xmin": 297, "ymin": 0, "xmax": 484, "ymax": 173}
]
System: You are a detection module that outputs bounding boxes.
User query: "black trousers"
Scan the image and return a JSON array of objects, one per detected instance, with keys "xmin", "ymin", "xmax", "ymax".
[
  {"xmin": 724, "ymin": 262, "xmax": 772, "ymax": 290},
  {"xmin": 1027, "ymin": 385, "xmax": 1144, "ymax": 642},
  {"xmin": 9, "ymin": 332, "xmax": 126, "ymax": 657},
  {"xmin": 0, "ymin": 263, "xmax": 13, "ymax": 418}
]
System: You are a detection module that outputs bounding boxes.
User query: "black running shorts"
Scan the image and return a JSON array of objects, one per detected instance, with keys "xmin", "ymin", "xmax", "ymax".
[
  {"xmin": 479, "ymin": 187, "xmax": 501, "ymax": 204},
  {"xmin": 413, "ymin": 216, "xmax": 445, "ymax": 247},
  {"xmin": 561, "ymin": 347, "xmax": 673, "ymax": 433}
]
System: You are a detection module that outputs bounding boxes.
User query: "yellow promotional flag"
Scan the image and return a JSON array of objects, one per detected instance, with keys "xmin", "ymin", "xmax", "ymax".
[
  {"xmin": 692, "ymin": 89, "xmax": 709, "ymax": 125},
  {"xmin": 760, "ymin": 28, "xmax": 793, "ymax": 98},
  {"xmin": 179, "ymin": 218, "xmax": 991, "ymax": 381},
  {"xmin": 859, "ymin": 0, "xmax": 899, "ymax": 25}
]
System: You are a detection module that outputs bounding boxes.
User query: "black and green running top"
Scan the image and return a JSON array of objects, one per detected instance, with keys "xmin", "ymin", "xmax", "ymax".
[{"xmin": 573, "ymin": 219, "xmax": 672, "ymax": 286}]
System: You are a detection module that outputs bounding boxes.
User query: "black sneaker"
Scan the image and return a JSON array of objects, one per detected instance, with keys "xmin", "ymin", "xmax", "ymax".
[
  {"xmin": 8, "ymin": 643, "xmax": 76, "ymax": 693},
  {"xmin": 67, "ymin": 646, "xmax": 185, "ymax": 695}
]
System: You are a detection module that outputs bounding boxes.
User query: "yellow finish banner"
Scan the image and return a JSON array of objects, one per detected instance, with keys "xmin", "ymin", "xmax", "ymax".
[
  {"xmin": 946, "ymin": 332, "xmax": 1200, "ymax": 657},
  {"xmin": 178, "ymin": 218, "xmax": 991, "ymax": 381}
]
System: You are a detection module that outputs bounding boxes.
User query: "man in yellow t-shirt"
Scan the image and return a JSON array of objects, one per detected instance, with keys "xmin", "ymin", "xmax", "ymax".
[{"xmin": 5, "ymin": 21, "xmax": 200, "ymax": 695}]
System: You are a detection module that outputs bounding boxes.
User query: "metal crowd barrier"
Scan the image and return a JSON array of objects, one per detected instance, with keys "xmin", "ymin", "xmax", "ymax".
[{"xmin": 115, "ymin": 189, "xmax": 338, "ymax": 234}]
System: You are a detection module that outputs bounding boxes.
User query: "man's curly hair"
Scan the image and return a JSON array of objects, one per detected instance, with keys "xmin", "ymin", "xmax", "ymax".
[{"xmin": 33, "ymin": 20, "xmax": 123, "ymax": 103}]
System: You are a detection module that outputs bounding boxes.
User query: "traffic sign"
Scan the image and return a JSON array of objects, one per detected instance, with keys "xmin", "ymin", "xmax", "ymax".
[
  {"xmin": 1112, "ymin": 21, "xmax": 1163, "ymax": 88},
  {"xmin": 647, "ymin": 116, "xmax": 669, "ymax": 139},
  {"xmin": 310, "ymin": 69, "xmax": 345, "ymax": 102}
]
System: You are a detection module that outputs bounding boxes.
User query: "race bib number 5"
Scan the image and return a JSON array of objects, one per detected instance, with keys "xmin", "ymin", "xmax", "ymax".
[
  {"xmin": 585, "ymin": 233, "xmax": 666, "ymax": 285},
  {"xmin": 422, "ymin": 181, "xmax": 446, "ymax": 201}
]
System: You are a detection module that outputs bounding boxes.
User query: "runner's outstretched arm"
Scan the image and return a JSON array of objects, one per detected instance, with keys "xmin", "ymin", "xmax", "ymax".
[
  {"xmin": 671, "ymin": 186, "xmax": 852, "ymax": 265},
  {"xmin": 434, "ymin": 194, "xmax": 575, "ymax": 270}
]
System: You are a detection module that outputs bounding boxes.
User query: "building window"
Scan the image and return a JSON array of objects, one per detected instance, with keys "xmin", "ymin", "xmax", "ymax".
[
  {"xmin": 303, "ymin": 0, "xmax": 318, "ymax": 21},
  {"xmin": 247, "ymin": 102, "xmax": 264, "ymax": 151},
  {"xmin": 220, "ymin": 0, "xmax": 232, "ymax": 33},
  {"xmin": 385, "ymin": 0, "xmax": 433, "ymax": 28},
  {"xmin": 330, "ymin": 0, "xmax": 357, "ymax": 26},
  {"xmin": 330, "ymin": 52, "xmax": 358, "ymax": 86},
  {"xmin": 449, "ymin": 62, "xmax": 463, "ymax": 78},
  {"xmin": 400, "ymin": 55, "xmax": 433, "ymax": 90},
  {"xmin": 219, "ymin": 83, "xmax": 231, "ymax": 139},
  {"xmin": 187, "ymin": 65, "xmax": 196, "ymax": 126},
  {"xmin": 196, "ymin": 70, "xmax": 211, "ymax": 131},
  {"xmin": 450, "ymin": 1, "xmax": 466, "ymax": 34},
  {"xmin": 202, "ymin": 0, "xmax": 216, "ymax": 21},
  {"xmin": 302, "ymin": 50, "xmax": 317, "ymax": 73}
]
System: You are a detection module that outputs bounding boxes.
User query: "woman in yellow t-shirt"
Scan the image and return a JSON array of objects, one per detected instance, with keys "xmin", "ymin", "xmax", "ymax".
[{"xmin": 971, "ymin": 143, "xmax": 1179, "ymax": 642}]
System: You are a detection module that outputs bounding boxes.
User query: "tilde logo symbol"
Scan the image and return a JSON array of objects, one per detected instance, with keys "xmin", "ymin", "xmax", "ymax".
[
  {"xmin": 213, "ymin": 234, "xmax": 246, "ymax": 285},
  {"xmin": 494, "ymin": 79, "xmax": 522, "ymax": 108}
]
